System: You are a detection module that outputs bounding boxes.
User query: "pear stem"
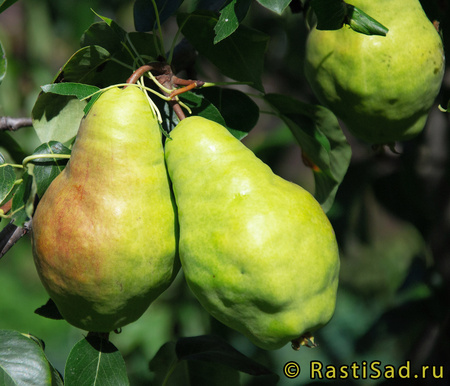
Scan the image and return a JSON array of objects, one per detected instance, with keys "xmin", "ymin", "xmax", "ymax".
[
  {"xmin": 126, "ymin": 64, "xmax": 154, "ymax": 85},
  {"xmin": 125, "ymin": 63, "xmax": 207, "ymax": 121},
  {"xmin": 171, "ymin": 101, "xmax": 186, "ymax": 121},
  {"xmin": 22, "ymin": 154, "xmax": 71, "ymax": 169}
]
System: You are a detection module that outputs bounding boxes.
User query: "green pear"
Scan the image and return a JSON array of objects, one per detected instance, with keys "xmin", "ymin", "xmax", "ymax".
[
  {"xmin": 32, "ymin": 86, "xmax": 179, "ymax": 332},
  {"xmin": 164, "ymin": 116, "xmax": 339, "ymax": 350},
  {"xmin": 304, "ymin": 0, "xmax": 445, "ymax": 144}
]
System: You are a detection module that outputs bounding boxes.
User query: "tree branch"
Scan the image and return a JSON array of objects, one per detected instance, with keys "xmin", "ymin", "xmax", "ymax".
[
  {"xmin": 0, "ymin": 117, "xmax": 33, "ymax": 132},
  {"xmin": 0, "ymin": 219, "xmax": 32, "ymax": 259}
]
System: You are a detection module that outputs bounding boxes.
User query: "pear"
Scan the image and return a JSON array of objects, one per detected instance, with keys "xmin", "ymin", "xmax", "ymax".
[
  {"xmin": 31, "ymin": 86, "xmax": 179, "ymax": 332},
  {"xmin": 304, "ymin": 0, "xmax": 445, "ymax": 144},
  {"xmin": 164, "ymin": 116, "xmax": 339, "ymax": 350}
]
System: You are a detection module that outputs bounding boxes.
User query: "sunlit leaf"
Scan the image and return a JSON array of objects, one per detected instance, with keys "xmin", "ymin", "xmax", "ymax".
[
  {"xmin": 41, "ymin": 82, "xmax": 100, "ymax": 100},
  {"xmin": 309, "ymin": 0, "xmax": 388, "ymax": 35},
  {"xmin": 32, "ymin": 94, "xmax": 85, "ymax": 144},
  {"xmin": 214, "ymin": 0, "xmax": 252, "ymax": 43},
  {"xmin": 346, "ymin": 5, "xmax": 388, "ymax": 36},
  {"xmin": 0, "ymin": 330, "xmax": 58, "ymax": 386}
]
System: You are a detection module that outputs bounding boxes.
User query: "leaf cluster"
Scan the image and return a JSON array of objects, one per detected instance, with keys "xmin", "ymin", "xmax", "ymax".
[
  {"xmin": 0, "ymin": 0, "xmax": 389, "ymax": 220},
  {"xmin": 0, "ymin": 329, "xmax": 280, "ymax": 385}
]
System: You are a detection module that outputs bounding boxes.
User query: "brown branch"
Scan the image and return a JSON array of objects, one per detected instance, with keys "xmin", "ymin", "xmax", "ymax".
[
  {"xmin": 169, "ymin": 82, "xmax": 200, "ymax": 98},
  {"xmin": 126, "ymin": 64, "xmax": 154, "ymax": 85},
  {"xmin": 172, "ymin": 76, "xmax": 205, "ymax": 88},
  {"xmin": 0, "ymin": 117, "xmax": 33, "ymax": 132},
  {"xmin": 125, "ymin": 62, "xmax": 206, "ymax": 122},
  {"xmin": 169, "ymin": 100, "xmax": 186, "ymax": 121},
  {"xmin": 0, "ymin": 219, "xmax": 32, "ymax": 259},
  {"xmin": 125, "ymin": 62, "xmax": 172, "ymax": 85}
]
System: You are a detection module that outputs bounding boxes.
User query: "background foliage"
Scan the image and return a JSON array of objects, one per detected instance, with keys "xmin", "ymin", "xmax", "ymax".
[{"xmin": 0, "ymin": 0, "xmax": 449, "ymax": 385}]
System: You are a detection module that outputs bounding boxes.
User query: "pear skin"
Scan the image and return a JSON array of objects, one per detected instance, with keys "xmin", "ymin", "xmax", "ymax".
[
  {"xmin": 164, "ymin": 116, "xmax": 339, "ymax": 350},
  {"xmin": 32, "ymin": 86, "xmax": 179, "ymax": 332},
  {"xmin": 304, "ymin": 0, "xmax": 445, "ymax": 144}
]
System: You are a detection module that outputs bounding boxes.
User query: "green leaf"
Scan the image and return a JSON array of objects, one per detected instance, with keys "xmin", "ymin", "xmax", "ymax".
[
  {"xmin": 176, "ymin": 335, "xmax": 277, "ymax": 378},
  {"xmin": 198, "ymin": 87, "xmax": 259, "ymax": 140},
  {"xmin": 0, "ymin": 0, "xmax": 18, "ymax": 14},
  {"xmin": 149, "ymin": 336, "xmax": 279, "ymax": 386},
  {"xmin": 177, "ymin": 359, "xmax": 241, "ymax": 386},
  {"xmin": 31, "ymin": 46, "xmax": 111, "ymax": 144},
  {"xmin": 346, "ymin": 5, "xmax": 388, "ymax": 36},
  {"xmin": 81, "ymin": 23, "xmax": 122, "ymax": 58},
  {"xmin": 180, "ymin": 92, "xmax": 227, "ymax": 127},
  {"xmin": 157, "ymin": 91, "xmax": 227, "ymax": 135},
  {"xmin": 128, "ymin": 31, "xmax": 161, "ymax": 58},
  {"xmin": 51, "ymin": 368, "xmax": 64, "ymax": 386},
  {"xmin": 148, "ymin": 342, "xmax": 178, "ymax": 386},
  {"xmin": 160, "ymin": 89, "xmax": 257, "ymax": 140},
  {"xmin": 80, "ymin": 24, "xmax": 161, "ymax": 84},
  {"xmin": 0, "ymin": 38, "xmax": 6, "ymax": 84},
  {"xmin": 0, "ymin": 330, "xmax": 56, "ymax": 386},
  {"xmin": 65, "ymin": 335, "xmax": 130, "ymax": 386},
  {"xmin": 134, "ymin": 0, "xmax": 184, "ymax": 32},
  {"xmin": 214, "ymin": 0, "xmax": 252, "ymax": 44},
  {"xmin": 91, "ymin": 10, "xmax": 127, "ymax": 43},
  {"xmin": 309, "ymin": 0, "xmax": 388, "ymax": 35},
  {"xmin": 30, "ymin": 141, "xmax": 71, "ymax": 198},
  {"xmin": 264, "ymin": 93, "xmax": 351, "ymax": 212},
  {"xmin": 178, "ymin": 11, "xmax": 268, "ymax": 92},
  {"xmin": 256, "ymin": 0, "xmax": 291, "ymax": 15},
  {"xmin": 32, "ymin": 94, "xmax": 85, "ymax": 144},
  {"xmin": 41, "ymin": 82, "xmax": 100, "ymax": 100},
  {"xmin": 0, "ymin": 132, "xmax": 27, "ymax": 163},
  {"xmin": 0, "ymin": 152, "xmax": 16, "ymax": 207},
  {"xmin": 10, "ymin": 168, "xmax": 36, "ymax": 227},
  {"xmin": 310, "ymin": 0, "xmax": 346, "ymax": 30},
  {"xmin": 51, "ymin": 45, "xmax": 111, "ymax": 85}
]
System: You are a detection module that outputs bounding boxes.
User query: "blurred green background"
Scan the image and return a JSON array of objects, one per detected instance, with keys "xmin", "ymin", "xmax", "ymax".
[{"xmin": 1, "ymin": 1, "xmax": 449, "ymax": 385}]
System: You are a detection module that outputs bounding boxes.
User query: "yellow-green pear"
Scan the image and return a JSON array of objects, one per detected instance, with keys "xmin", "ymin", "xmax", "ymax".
[
  {"xmin": 32, "ymin": 86, "xmax": 179, "ymax": 332},
  {"xmin": 304, "ymin": 0, "xmax": 445, "ymax": 144},
  {"xmin": 164, "ymin": 116, "xmax": 339, "ymax": 350}
]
